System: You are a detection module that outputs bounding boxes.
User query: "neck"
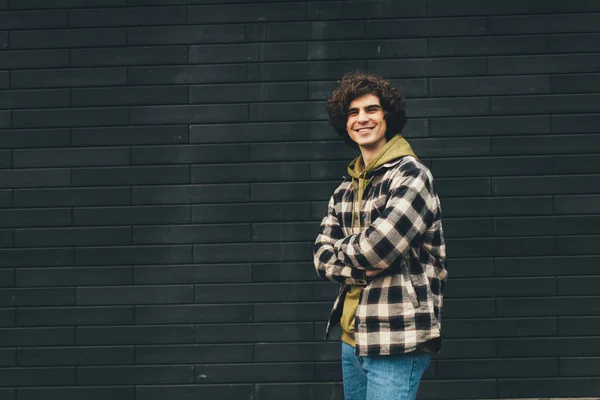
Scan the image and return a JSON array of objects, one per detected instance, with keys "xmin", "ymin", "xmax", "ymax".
[{"xmin": 359, "ymin": 141, "xmax": 386, "ymax": 167}]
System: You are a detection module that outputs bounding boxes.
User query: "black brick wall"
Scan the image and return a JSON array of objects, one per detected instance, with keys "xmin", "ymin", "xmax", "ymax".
[{"xmin": 1, "ymin": 1, "xmax": 600, "ymax": 399}]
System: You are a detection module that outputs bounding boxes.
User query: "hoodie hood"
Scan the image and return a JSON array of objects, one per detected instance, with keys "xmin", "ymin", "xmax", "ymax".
[{"xmin": 346, "ymin": 134, "xmax": 417, "ymax": 231}]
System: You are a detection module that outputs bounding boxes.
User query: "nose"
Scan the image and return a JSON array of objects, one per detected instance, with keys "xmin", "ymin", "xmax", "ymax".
[{"xmin": 357, "ymin": 109, "xmax": 369, "ymax": 123}]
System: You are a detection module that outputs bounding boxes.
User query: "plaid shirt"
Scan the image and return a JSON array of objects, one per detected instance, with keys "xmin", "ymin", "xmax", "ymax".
[{"xmin": 313, "ymin": 156, "xmax": 447, "ymax": 357}]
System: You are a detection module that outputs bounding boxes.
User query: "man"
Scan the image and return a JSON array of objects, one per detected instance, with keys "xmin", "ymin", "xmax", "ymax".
[{"xmin": 313, "ymin": 72, "xmax": 447, "ymax": 400}]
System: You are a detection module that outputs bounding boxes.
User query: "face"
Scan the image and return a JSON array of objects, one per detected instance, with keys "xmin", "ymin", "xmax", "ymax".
[{"xmin": 346, "ymin": 93, "xmax": 388, "ymax": 153}]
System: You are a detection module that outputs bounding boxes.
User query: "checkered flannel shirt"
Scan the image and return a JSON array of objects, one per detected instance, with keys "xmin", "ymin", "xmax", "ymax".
[{"xmin": 313, "ymin": 156, "xmax": 447, "ymax": 357}]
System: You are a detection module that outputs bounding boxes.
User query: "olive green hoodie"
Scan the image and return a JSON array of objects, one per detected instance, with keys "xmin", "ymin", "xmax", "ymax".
[{"xmin": 340, "ymin": 133, "xmax": 417, "ymax": 347}]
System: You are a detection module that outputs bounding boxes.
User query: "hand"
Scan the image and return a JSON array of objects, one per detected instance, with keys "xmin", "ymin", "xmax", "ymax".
[{"xmin": 365, "ymin": 269, "xmax": 384, "ymax": 279}]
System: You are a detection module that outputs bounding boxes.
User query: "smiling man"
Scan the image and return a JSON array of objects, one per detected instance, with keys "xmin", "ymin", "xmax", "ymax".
[{"xmin": 313, "ymin": 72, "xmax": 448, "ymax": 400}]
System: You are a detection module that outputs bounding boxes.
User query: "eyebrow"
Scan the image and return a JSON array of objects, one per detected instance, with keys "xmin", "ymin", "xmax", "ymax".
[{"xmin": 347, "ymin": 104, "xmax": 382, "ymax": 113}]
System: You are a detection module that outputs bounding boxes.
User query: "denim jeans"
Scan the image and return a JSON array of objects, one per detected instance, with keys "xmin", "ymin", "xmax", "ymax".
[{"xmin": 341, "ymin": 342, "xmax": 431, "ymax": 400}]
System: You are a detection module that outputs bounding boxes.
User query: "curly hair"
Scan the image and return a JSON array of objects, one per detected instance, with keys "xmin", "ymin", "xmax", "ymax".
[{"xmin": 327, "ymin": 71, "xmax": 407, "ymax": 148}]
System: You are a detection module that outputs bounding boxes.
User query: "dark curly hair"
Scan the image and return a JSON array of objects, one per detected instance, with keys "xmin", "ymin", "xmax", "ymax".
[{"xmin": 327, "ymin": 71, "xmax": 407, "ymax": 148}]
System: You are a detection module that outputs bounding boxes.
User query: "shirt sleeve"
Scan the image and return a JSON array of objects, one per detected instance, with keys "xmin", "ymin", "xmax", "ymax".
[
  {"xmin": 313, "ymin": 195, "xmax": 368, "ymax": 285},
  {"xmin": 333, "ymin": 164, "xmax": 438, "ymax": 271}
]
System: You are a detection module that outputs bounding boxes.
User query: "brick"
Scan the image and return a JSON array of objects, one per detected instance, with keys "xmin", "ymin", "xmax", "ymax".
[
  {"xmin": 134, "ymin": 264, "xmax": 252, "ymax": 284},
  {"xmin": 498, "ymin": 377, "xmax": 600, "ymax": 398},
  {"xmin": 548, "ymin": 0, "xmax": 600, "ymax": 12},
  {"xmin": 0, "ymin": 151, "xmax": 12, "ymax": 168},
  {"xmin": 423, "ymin": 379, "xmax": 498, "ymax": 399},
  {"xmin": 409, "ymin": 97, "xmax": 489, "ymax": 117},
  {"xmin": 0, "ymin": 208, "xmax": 71, "ymax": 227},
  {"xmin": 427, "ymin": 0, "xmax": 546, "ymax": 16},
  {"xmin": 77, "ymin": 325, "xmax": 193, "ymax": 345},
  {"xmin": 560, "ymin": 357, "xmax": 600, "ymax": 377},
  {"xmin": 433, "ymin": 156, "xmax": 552, "ymax": 178},
  {"xmin": 195, "ymin": 322, "xmax": 313, "ymax": 343},
  {"xmin": 487, "ymin": 13, "xmax": 600, "ymax": 35},
  {"xmin": 442, "ymin": 217, "xmax": 493, "ymax": 238},
  {"xmin": 0, "ymin": 309, "xmax": 14, "ymax": 327},
  {"xmin": 314, "ymin": 282, "xmax": 340, "ymax": 301},
  {"xmin": 133, "ymin": 224, "xmax": 250, "ymax": 244},
  {"xmin": 310, "ymin": 78, "xmax": 428, "ymax": 100},
  {"xmin": 136, "ymin": 385, "xmax": 254, "ymax": 400},
  {"xmin": 493, "ymin": 216, "xmax": 555, "ymax": 236},
  {"xmin": 369, "ymin": 16, "xmax": 484, "ymax": 38},
  {"xmin": 0, "ymin": 367, "xmax": 74, "ymax": 387},
  {"xmin": 555, "ymin": 194, "xmax": 600, "ymax": 214},
  {"xmin": 308, "ymin": 1, "xmax": 425, "ymax": 20},
  {"xmin": 192, "ymin": 202, "xmax": 308, "ymax": 223},
  {"xmin": 254, "ymin": 302, "xmax": 331, "ymax": 322},
  {"xmin": 72, "ymin": 166, "xmax": 190, "ymax": 186},
  {"xmin": 0, "ymin": 248, "xmax": 72, "ymax": 267},
  {"xmin": 444, "ymin": 317, "xmax": 556, "ymax": 338},
  {"xmin": 188, "ymin": 3, "xmax": 305, "ymax": 23},
  {"xmin": 431, "ymin": 115, "xmax": 550, "ymax": 137},
  {"xmin": 493, "ymin": 134, "xmax": 600, "ymax": 156},
  {"xmin": 70, "ymin": 6, "xmax": 185, "ymax": 27},
  {"xmin": 74, "ymin": 205, "xmax": 189, "ymax": 225},
  {"xmin": 430, "ymin": 35, "xmax": 548, "ymax": 56},
  {"xmin": 0, "ymin": 128, "xmax": 70, "ymax": 148},
  {"xmin": 252, "ymin": 222, "xmax": 320, "ymax": 242},
  {"xmin": 493, "ymin": 175, "xmax": 600, "ymax": 196},
  {"xmin": 559, "ymin": 316, "xmax": 600, "ymax": 336},
  {"xmin": 10, "ymin": 0, "xmax": 125, "ymax": 8},
  {"xmin": 0, "ymin": 288, "xmax": 73, "ymax": 306},
  {"xmin": 314, "ymin": 362, "xmax": 342, "ymax": 382},
  {"xmin": 74, "ymin": 245, "xmax": 192, "ymax": 266},
  {"xmin": 0, "ymin": 10, "xmax": 66, "ymax": 29},
  {"xmin": 72, "ymin": 125, "xmax": 188, "ymax": 146},
  {"xmin": 14, "ymin": 187, "xmax": 130, "ymax": 208},
  {"xmin": 0, "ymin": 229, "xmax": 13, "ymax": 248},
  {"xmin": 551, "ymin": 73, "xmax": 600, "ymax": 94},
  {"xmin": 195, "ymin": 282, "xmax": 312, "ymax": 303},
  {"xmin": 444, "ymin": 298, "xmax": 495, "ymax": 318},
  {"xmin": 309, "ymin": 39, "xmax": 427, "ymax": 60},
  {"xmin": 190, "ymin": 122, "xmax": 309, "ymax": 143},
  {"xmin": 446, "ymin": 277, "xmax": 556, "ymax": 298},
  {"xmin": 0, "ymin": 169, "xmax": 70, "ymax": 188},
  {"xmin": 0, "ymin": 112, "xmax": 9, "ymax": 128},
  {"xmin": 251, "ymin": 181, "xmax": 338, "ymax": 202},
  {"xmin": 250, "ymin": 142, "xmax": 355, "ymax": 161},
  {"xmin": 437, "ymin": 358, "xmax": 557, "ymax": 379},
  {"xmin": 136, "ymin": 344, "xmax": 253, "ymax": 364},
  {"xmin": 0, "ymin": 49, "xmax": 69, "ymax": 69},
  {"xmin": 129, "ymin": 64, "xmax": 246, "ymax": 84},
  {"xmin": 559, "ymin": 275, "xmax": 600, "ymax": 295},
  {"xmin": 135, "ymin": 304, "xmax": 253, "ymax": 324},
  {"xmin": 72, "ymin": 85, "xmax": 188, "ymax": 107},
  {"xmin": 256, "ymin": 383, "xmax": 343, "ymax": 400},
  {"xmin": 255, "ymin": 342, "xmax": 339, "ymax": 362},
  {"xmin": 430, "ymin": 75, "xmax": 550, "ymax": 97},
  {"xmin": 16, "ymin": 227, "xmax": 130, "ymax": 247},
  {"xmin": 131, "ymin": 144, "xmax": 248, "ymax": 164},
  {"xmin": 190, "ymin": 82, "xmax": 307, "ymax": 104},
  {"xmin": 132, "ymin": 184, "xmax": 249, "ymax": 205},
  {"xmin": 16, "ymin": 266, "xmax": 132, "ymax": 287},
  {"xmin": 489, "ymin": 54, "xmax": 600, "ymax": 74},
  {"xmin": 492, "ymin": 94, "xmax": 600, "ymax": 115},
  {"xmin": 73, "ymin": 45, "xmax": 187, "ymax": 67},
  {"xmin": 195, "ymin": 363, "xmax": 314, "ymax": 384},
  {"xmin": 310, "ymin": 201, "xmax": 327, "ymax": 220},
  {"xmin": 0, "ymin": 327, "xmax": 73, "ymax": 346},
  {"xmin": 456, "ymin": 238, "xmax": 560, "ymax": 268},
  {"xmin": 0, "ymin": 89, "xmax": 69, "ymax": 110},
  {"xmin": 551, "ymin": 33, "xmax": 600, "ymax": 53},
  {"xmin": 131, "ymin": 104, "xmax": 248, "ymax": 125},
  {"xmin": 14, "ymin": 147, "xmax": 129, "ymax": 168},
  {"xmin": 128, "ymin": 25, "xmax": 244, "ymax": 45},
  {"xmin": 190, "ymin": 42, "xmax": 306, "ymax": 64},
  {"xmin": 247, "ymin": 60, "xmax": 365, "ymax": 81},
  {"xmin": 18, "ymin": 387, "xmax": 132, "ymax": 400},
  {"xmin": 192, "ymin": 162, "xmax": 309, "ymax": 184},
  {"xmin": 497, "ymin": 296, "xmax": 600, "ymax": 317},
  {"xmin": 0, "ymin": 72, "xmax": 7, "ymax": 89},
  {"xmin": 447, "ymin": 258, "xmax": 494, "ymax": 278},
  {"xmin": 17, "ymin": 346, "xmax": 133, "ymax": 366},
  {"xmin": 10, "ymin": 28, "xmax": 126, "ymax": 49},
  {"xmin": 437, "ymin": 338, "xmax": 496, "ymax": 360},
  {"xmin": 247, "ymin": 21, "xmax": 365, "ymax": 41},
  {"xmin": 0, "ymin": 269, "xmax": 14, "ymax": 287},
  {"xmin": 0, "ymin": 349, "xmax": 14, "ymax": 367},
  {"xmin": 310, "ymin": 161, "xmax": 349, "ymax": 180},
  {"xmin": 78, "ymin": 365, "xmax": 193, "ymax": 385},
  {"xmin": 369, "ymin": 57, "xmax": 487, "ymax": 78},
  {"xmin": 409, "ymin": 137, "xmax": 491, "ymax": 157},
  {"xmin": 12, "ymin": 67, "xmax": 127, "ymax": 88},
  {"xmin": 17, "ymin": 306, "xmax": 134, "ymax": 328},
  {"xmin": 498, "ymin": 337, "xmax": 600, "ymax": 357},
  {"xmin": 252, "ymin": 262, "xmax": 319, "ymax": 283},
  {"xmin": 77, "ymin": 285, "xmax": 193, "ymax": 305},
  {"xmin": 495, "ymin": 255, "xmax": 600, "ymax": 276},
  {"xmin": 13, "ymin": 107, "xmax": 128, "ymax": 128},
  {"xmin": 250, "ymin": 101, "xmax": 326, "ymax": 122}
]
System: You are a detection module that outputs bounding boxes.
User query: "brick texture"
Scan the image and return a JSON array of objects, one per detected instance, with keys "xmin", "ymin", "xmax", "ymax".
[{"xmin": 1, "ymin": 1, "xmax": 599, "ymax": 399}]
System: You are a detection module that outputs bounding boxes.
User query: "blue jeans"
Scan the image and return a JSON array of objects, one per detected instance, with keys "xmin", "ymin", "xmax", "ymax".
[{"xmin": 341, "ymin": 342, "xmax": 431, "ymax": 400}]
